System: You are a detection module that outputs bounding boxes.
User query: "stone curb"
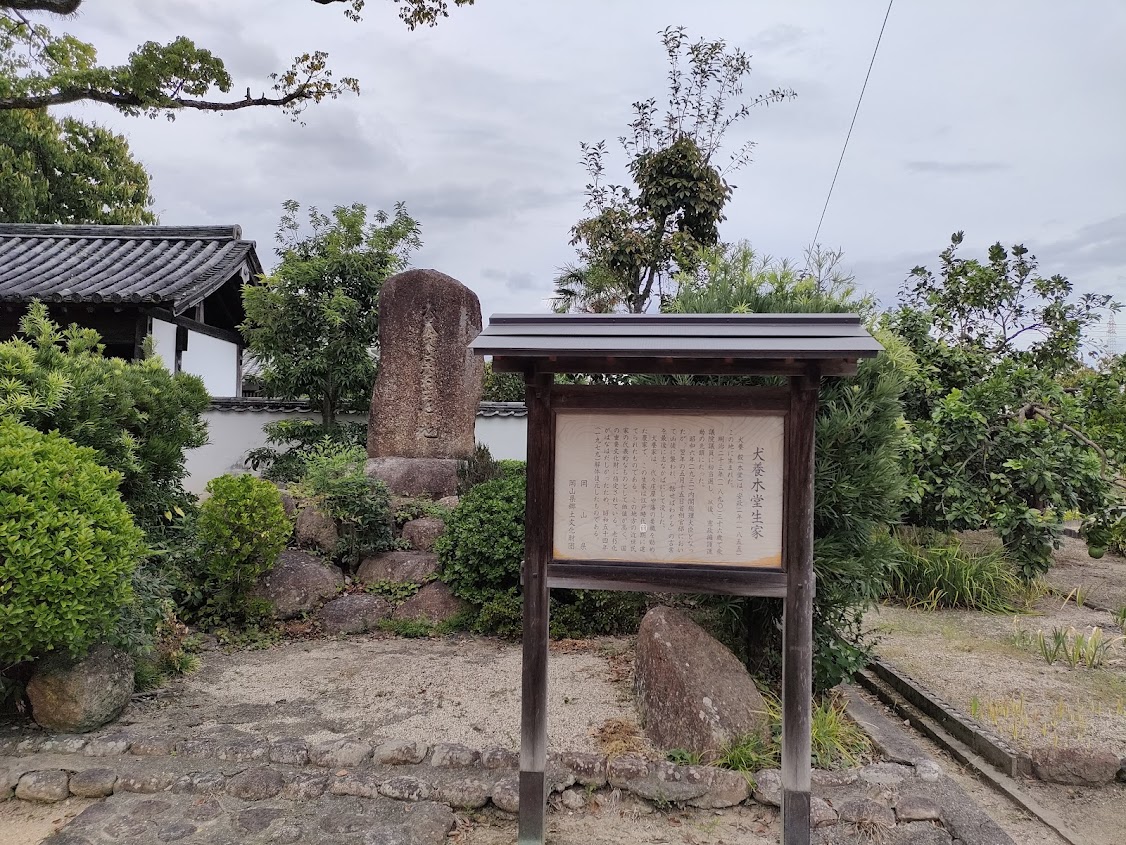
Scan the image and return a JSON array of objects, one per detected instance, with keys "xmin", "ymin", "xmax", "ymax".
[{"xmin": 866, "ymin": 658, "xmax": 1034, "ymax": 778}]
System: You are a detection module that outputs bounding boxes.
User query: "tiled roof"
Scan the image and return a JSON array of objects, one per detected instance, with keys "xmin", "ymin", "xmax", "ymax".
[
  {"xmin": 0, "ymin": 224, "xmax": 262, "ymax": 314},
  {"xmin": 208, "ymin": 398, "xmax": 529, "ymax": 418}
]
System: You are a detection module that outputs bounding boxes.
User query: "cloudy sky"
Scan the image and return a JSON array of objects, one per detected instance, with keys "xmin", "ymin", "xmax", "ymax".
[{"xmin": 55, "ymin": 0, "xmax": 1125, "ymax": 333}]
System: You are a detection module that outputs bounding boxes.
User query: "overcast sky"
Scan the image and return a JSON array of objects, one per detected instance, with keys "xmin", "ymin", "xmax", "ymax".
[{"xmin": 57, "ymin": 0, "xmax": 1125, "ymax": 333}]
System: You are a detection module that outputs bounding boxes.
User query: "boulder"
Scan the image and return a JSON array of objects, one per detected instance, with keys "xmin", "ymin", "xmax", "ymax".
[
  {"xmin": 392, "ymin": 582, "xmax": 467, "ymax": 625},
  {"xmin": 401, "ymin": 517, "xmax": 446, "ymax": 552},
  {"xmin": 1032, "ymin": 745, "xmax": 1122, "ymax": 785},
  {"xmin": 315, "ymin": 594, "xmax": 392, "ymax": 634},
  {"xmin": 634, "ymin": 606, "xmax": 770, "ymax": 758},
  {"xmin": 437, "ymin": 495, "xmax": 460, "ymax": 510},
  {"xmin": 366, "ymin": 457, "xmax": 462, "ymax": 498},
  {"xmin": 357, "ymin": 550, "xmax": 440, "ymax": 585},
  {"xmin": 26, "ymin": 643, "xmax": 134, "ymax": 733},
  {"xmin": 250, "ymin": 550, "xmax": 344, "ymax": 620},
  {"xmin": 294, "ymin": 505, "xmax": 338, "ymax": 554}
]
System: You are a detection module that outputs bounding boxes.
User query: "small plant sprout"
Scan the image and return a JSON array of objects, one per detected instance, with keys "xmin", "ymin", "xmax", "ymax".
[
  {"xmin": 1038, "ymin": 626, "xmax": 1124, "ymax": 669},
  {"xmin": 1113, "ymin": 605, "xmax": 1126, "ymax": 631}
]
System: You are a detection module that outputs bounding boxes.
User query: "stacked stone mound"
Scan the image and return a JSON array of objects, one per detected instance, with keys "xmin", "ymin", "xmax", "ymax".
[{"xmin": 357, "ymin": 498, "xmax": 466, "ymax": 626}]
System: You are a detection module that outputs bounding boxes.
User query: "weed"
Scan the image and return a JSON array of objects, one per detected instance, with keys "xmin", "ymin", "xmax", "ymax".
[
  {"xmin": 364, "ymin": 580, "xmax": 424, "ymax": 604},
  {"xmin": 377, "ymin": 618, "xmax": 434, "ymax": 638},
  {"xmin": 1113, "ymin": 605, "xmax": 1126, "ymax": 631},
  {"xmin": 1036, "ymin": 626, "xmax": 1123, "ymax": 669},
  {"xmin": 1061, "ymin": 586, "xmax": 1089, "ymax": 609},
  {"xmin": 969, "ymin": 695, "xmax": 981, "ymax": 718},
  {"xmin": 666, "ymin": 748, "xmax": 704, "ymax": 766},
  {"xmin": 214, "ymin": 624, "xmax": 282, "ymax": 650}
]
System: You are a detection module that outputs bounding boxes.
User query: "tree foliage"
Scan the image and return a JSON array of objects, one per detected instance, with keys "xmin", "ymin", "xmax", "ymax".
[
  {"xmin": 241, "ymin": 200, "xmax": 421, "ymax": 427},
  {"xmin": 665, "ymin": 243, "xmax": 913, "ymax": 691},
  {"xmin": 0, "ymin": 1, "xmax": 475, "ymax": 119},
  {"xmin": 559, "ymin": 27, "xmax": 794, "ymax": 314},
  {"xmin": 0, "ymin": 303, "xmax": 209, "ymax": 526},
  {"xmin": 0, "ymin": 107, "xmax": 155, "ymax": 223},
  {"xmin": 889, "ymin": 233, "xmax": 1119, "ymax": 577}
]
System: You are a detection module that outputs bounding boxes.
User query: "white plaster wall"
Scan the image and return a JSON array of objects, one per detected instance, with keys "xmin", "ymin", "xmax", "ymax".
[
  {"xmin": 181, "ymin": 330, "xmax": 239, "ymax": 397},
  {"xmin": 474, "ymin": 414, "xmax": 528, "ymax": 461},
  {"xmin": 151, "ymin": 318, "xmax": 177, "ymax": 369},
  {"xmin": 184, "ymin": 408, "xmax": 529, "ymax": 495}
]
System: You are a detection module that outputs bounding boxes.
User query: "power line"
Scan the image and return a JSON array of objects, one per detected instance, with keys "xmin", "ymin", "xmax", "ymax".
[{"xmin": 811, "ymin": 0, "xmax": 895, "ymax": 247}]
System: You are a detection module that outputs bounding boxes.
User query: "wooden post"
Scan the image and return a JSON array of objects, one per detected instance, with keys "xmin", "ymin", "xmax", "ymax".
[
  {"xmin": 782, "ymin": 367, "xmax": 820, "ymax": 845},
  {"xmin": 519, "ymin": 370, "xmax": 553, "ymax": 844}
]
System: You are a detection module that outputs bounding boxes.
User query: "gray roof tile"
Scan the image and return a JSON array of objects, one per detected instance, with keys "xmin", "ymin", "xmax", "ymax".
[{"xmin": 0, "ymin": 224, "xmax": 263, "ymax": 313}]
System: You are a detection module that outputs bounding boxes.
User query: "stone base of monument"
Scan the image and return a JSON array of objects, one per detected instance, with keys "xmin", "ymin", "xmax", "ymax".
[{"xmin": 366, "ymin": 457, "xmax": 464, "ymax": 498}]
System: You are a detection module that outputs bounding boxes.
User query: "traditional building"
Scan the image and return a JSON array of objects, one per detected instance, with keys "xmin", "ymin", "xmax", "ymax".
[{"xmin": 0, "ymin": 223, "xmax": 262, "ymax": 397}]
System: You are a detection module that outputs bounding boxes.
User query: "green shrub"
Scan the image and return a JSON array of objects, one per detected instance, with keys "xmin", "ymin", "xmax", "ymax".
[
  {"xmin": 438, "ymin": 465, "xmax": 647, "ymax": 638},
  {"xmin": 0, "ymin": 418, "xmax": 144, "ymax": 666},
  {"xmin": 247, "ymin": 418, "xmax": 367, "ymax": 483},
  {"xmin": 889, "ymin": 532, "xmax": 1025, "ymax": 613},
  {"xmin": 196, "ymin": 474, "xmax": 290, "ymax": 621},
  {"xmin": 438, "ymin": 470, "xmax": 527, "ymax": 606},
  {"xmin": 1, "ymin": 303, "xmax": 209, "ymax": 527},
  {"xmin": 297, "ymin": 441, "xmax": 393, "ymax": 567}
]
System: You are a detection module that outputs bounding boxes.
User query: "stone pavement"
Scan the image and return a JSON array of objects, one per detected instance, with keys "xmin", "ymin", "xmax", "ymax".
[{"xmin": 0, "ymin": 718, "xmax": 1018, "ymax": 845}]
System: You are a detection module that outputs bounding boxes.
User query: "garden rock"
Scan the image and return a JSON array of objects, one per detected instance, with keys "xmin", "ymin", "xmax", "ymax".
[
  {"xmin": 373, "ymin": 739, "xmax": 428, "ymax": 765},
  {"xmin": 226, "ymin": 767, "xmax": 284, "ymax": 800},
  {"xmin": 491, "ymin": 776, "xmax": 520, "ymax": 813},
  {"xmin": 686, "ymin": 767, "xmax": 751, "ymax": 808},
  {"xmin": 295, "ymin": 505, "xmax": 339, "ymax": 554},
  {"xmin": 309, "ymin": 737, "xmax": 373, "ymax": 768},
  {"xmin": 26, "ymin": 643, "xmax": 134, "ymax": 733},
  {"xmin": 68, "ymin": 768, "xmax": 117, "ymax": 798},
  {"xmin": 366, "ymin": 456, "xmax": 462, "ymax": 499},
  {"xmin": 437, "ymin": 495, "xmax": 459, "ymax": 510},
  {"xmin": 316, "ymin": 594, "xmax": 392, "ymax": 634},
  {"xmin": 889, "ymin": 821, "xmax": 952, "ymax": 845},
  {"xmin": 401, "ymin": 517, "xmax": 446, "ymax": 552},
  {"xmin": 838, "ymin": 797, "xmax": 896, "ymax": 827},
  {"xmin": 251, "ymin": 550, "xmax": 343, "ymax": 620},
  {"xmin": 810, "ymin": 796, "xmax": 838, "ymax": 827},
  {"xmin": 634, "ymin": 606, "xmax": 770, "ymax": 756},
  {"xmin": 896, "ymin": 794, "xmax": 942, "ymax": 822},
  {"xmin": 751, "ymin": 768, "xmax": 781, "ymax": 807},
  {"xmin": 357, "ymin": 551, "xmax": 439, "ymax": 585},
  {"xmin": 1031, "ymin": 745, "xmax": 1121, "ymax": 784},
  {"xmin": 16, "ymin": 770, "xmax": 69, "ymax": 802},
  {"xmin": 392, "ymin": 582, "xmax": 466, "ymax": 624},
  {"xmin": 366, "ymin": 269, "xmax": 483, "ymax": 463}
]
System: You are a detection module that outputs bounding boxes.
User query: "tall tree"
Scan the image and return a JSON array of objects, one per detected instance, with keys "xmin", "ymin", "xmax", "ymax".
[
  {"xmin": 889, "ymin": 233, "xmax": 1120, "ymax": 577},
  {"xmin": 0, "ymin": 107, "xmax": 155, "ymax": 223},
  {"xmin": 563, "ymin": 26, "xmax": 794, "ymax": 313},
  {"xmin": 241, "ymin": 200, "xmax": 421, "ymax": 427},
  {"xmin": 0, "ymin": 1, "xmax": 474, "ymax": 117}
]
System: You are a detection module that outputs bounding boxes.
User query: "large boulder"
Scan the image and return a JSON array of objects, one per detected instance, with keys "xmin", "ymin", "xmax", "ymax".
[
  {"xmin": 634, "ymin": 606, "xmax": 770, "ymax": 759},
  {"xmin": 250, "ymin": 550, "xmax": 344, "ymax": 620},
  {"xmin": 365, "ymin": 457, "xmax": 461, "ymax": 499},
  {"xmin": 392, "ymin": 582, "xmax": 467, "ymax": 625},
  {"xmin": 294, "ymin": 504, "xmax": 338, "ymax": 554},
  {"xmin": 26, "ymin": 643, "xmax": 134, "ymax": 733},
  {"xmin": 357, "ymin": 550, "xmax": 440, "ymax": 585},
  {"xmin": 401, "ymin": 517, "xmax": 446, "ymax": 552},
  {"xmin": 316, "ymin": 594, "xmax": 392, "ymax": 634},
  {"xmin": 1032, "ymin": 746, "xmax": 1122, "ymax": 785}
]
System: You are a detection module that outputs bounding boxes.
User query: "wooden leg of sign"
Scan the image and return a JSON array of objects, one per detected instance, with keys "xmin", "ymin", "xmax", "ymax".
[
  {"xmin": 782, "ymin": 369, "xmax": 819, "ymax": 845},
  {"xmin": 519, "ymin": 372, "xmax": 553, "ymax": 845}
]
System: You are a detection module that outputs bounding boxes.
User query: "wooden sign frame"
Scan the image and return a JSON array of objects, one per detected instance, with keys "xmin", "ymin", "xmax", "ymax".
[{"xmin": 519, "ymin": 374, "xmax": 820, "ymax": 845}]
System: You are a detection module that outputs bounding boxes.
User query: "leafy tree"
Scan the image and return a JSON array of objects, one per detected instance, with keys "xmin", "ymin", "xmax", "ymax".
[
  {"xmin": 0, "ymin": 1, "xmax": 474, "ymax": 118},
  {"xmin": 560, "ymin": 27, "xmax": 794, "ymax": 314},
  {"xmin": 889, "ymin": 232, "xmax": 1119, "ymax": 577},
  {"xmin": 0, "ymin": 107, "xmax": 155, "ymax": 223},
  {"xmin": 664, "ymin": 243, "xmax": 914, "ymax": 691},
  {"xmin": 241, "ymin": 200, "xmax": 421, "ymax": 427},
  {"xmin": 482, "ymin": 361, "xmax": 525, "ymax": 403}
]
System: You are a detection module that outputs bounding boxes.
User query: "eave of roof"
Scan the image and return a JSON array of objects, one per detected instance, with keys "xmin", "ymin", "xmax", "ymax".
[{"xmin": 0, "ymin": 224, "xmax": 262, "ymax": 314}]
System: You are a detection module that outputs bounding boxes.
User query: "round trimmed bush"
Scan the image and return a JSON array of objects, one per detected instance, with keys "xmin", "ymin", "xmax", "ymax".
[
  {"xmin": 196, "ymin": 473, "xmax": 291, "ymax": 619},
  {"xmin": 0, "ymin": 418, "xmax": 144, "ymax": 666}
]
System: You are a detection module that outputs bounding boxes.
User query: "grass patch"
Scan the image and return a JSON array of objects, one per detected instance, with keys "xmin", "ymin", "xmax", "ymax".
[
  {"xmin": 889, "ymin": 531, "xmax": 1026, "ymax": 613},
  {"xmin": 715, "ymin": 693, "xmax": 871, "ymax": 773}
]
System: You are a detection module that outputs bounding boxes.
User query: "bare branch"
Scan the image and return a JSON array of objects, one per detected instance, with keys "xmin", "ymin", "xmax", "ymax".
[
  {"xmin": 0, "ymin": 87, "xmax": 308, "ymax": 112},
  {"xmin": 0, "ymin": 1, "xmax": 81, "ymax": 13}
]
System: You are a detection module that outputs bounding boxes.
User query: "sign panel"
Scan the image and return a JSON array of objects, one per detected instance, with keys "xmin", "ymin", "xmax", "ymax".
[{"xmin": 553, "ymin": 412, "xmax": 784, "ymax": 567}]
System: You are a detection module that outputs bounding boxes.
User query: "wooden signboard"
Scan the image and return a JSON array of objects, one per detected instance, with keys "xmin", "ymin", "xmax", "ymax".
[{"xmin": 469, "ymin": 312, "xmax": 882, "ymax": 845}]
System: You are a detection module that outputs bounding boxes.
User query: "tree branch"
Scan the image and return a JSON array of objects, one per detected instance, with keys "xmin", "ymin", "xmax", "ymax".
[
  {"xmin": 0, "ymin": 87, "xmax": 308, "ymax": 112},
  {"xmin": 1016, "ymin": 402, "xmax": 1110, "ymax": 466},
  {"xmin": 0, "ymin": 1, "xmax": 81, "ymax": 13}
]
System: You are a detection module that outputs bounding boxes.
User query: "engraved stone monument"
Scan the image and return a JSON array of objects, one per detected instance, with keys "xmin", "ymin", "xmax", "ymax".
[{"xmin": 365, "ymin": 269, "xmax": 484, "ymax": 497}]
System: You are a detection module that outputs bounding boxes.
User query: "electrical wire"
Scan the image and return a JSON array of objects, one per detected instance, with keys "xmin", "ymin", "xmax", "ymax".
[{"xmin": 811, "ymin": 0, "xmax": 895, "ymax": 247}]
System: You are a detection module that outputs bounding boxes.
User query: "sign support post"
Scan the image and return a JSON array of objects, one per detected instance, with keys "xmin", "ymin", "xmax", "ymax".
[
  {"xmin": 518, "ymin": 371, "xmax": 552, "ymax": 845},
  {"xmin": 782, "ymin": 368, "xmax": 820, "ymax": 845}
]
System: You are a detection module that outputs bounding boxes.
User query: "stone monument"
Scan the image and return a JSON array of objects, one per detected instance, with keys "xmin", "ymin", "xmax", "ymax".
[{"xmin": 366, "ymin": 269, "xmax": 484, "ymax": 497}]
